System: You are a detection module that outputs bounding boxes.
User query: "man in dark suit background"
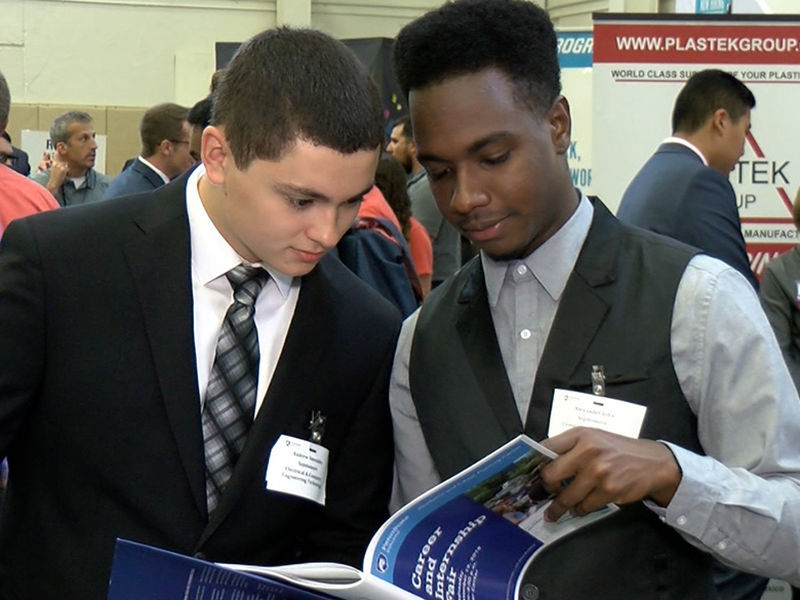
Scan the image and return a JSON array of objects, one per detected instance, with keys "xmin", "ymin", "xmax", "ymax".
[
  {"xmin": 0, "ymin": 27, "xmax": 400, "ymax": 600},
  {"xmin": 104, "ymin": 102, "xmax": 194, "ymax": 200},
  {"xmin": 617, "ymin": 69, "xmax": 758, "ymax": 289}
]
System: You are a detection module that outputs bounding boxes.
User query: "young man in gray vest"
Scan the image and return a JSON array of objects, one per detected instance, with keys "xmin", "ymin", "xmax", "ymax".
[{"xmin": 389, "ymin": 1, "xmax": 800, "ymax": 598}]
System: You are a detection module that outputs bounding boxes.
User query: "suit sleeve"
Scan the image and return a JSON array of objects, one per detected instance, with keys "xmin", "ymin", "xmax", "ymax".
[
  {"xmin": 0, "ymin": 218, "xmax": 48, "ymax": 458},
  {"xmin": 676, "ymin": 171, "xmax": 759, "ymax": 289}
]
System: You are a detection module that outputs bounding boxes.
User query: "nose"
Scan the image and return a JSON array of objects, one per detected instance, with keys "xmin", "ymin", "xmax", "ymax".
[
  {"xmin": 449, "ymin": 169, "xmax": 489, "ymax": 215},
  {"xmin": 307, "ymin": 208, "xmax": 340, "ymax": 250},
  {"xmin": 89, "ymin": 138, "xmax": 98, "ymax": 150},
  {"xmin": 386, "ymin": 141, "xmax": 394, "ymax": 154}
]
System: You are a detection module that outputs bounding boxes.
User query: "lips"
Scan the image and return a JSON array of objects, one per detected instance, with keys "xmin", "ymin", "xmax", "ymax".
[
  {"xmin": 294, "ymin": 248, "xmax": 326, "ymax": 263},
  {"xmin": 462, "ymin": 217, "xmax": 506, "ymax": 243}
]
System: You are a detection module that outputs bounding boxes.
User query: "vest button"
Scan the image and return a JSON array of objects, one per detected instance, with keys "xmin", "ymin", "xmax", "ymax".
[{"xmin": 520, "ymin": 583, "xmax": 540, "ymax": 600}]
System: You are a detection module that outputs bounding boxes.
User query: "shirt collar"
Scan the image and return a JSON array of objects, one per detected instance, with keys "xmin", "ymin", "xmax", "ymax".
[
  {"xmin": 67, "ymin": 168, "xmax": 96, "ymax": 189},
  {"xmin": 407, "ymin": 167, "xmax": 426, "ymax": 186},
  {"xmin": 482, "ymin": 192, "xmax": 594, "ymax": 307},
  {"xmin": 137, "ymin": 156, "xmax": 170, "ymax": 184},
  {"xmin": 662, "ymin": 136, "xmax": 708, "ymax": 166},
  {"xmin": 185, "ymin": 164, "xmax": 294, "ymax": 297}
]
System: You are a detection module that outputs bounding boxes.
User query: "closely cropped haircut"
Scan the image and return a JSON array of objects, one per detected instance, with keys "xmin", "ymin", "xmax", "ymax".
[
  {"xmin": 793, "ymin": 186, "xmax": 800, "ymax": 231},
  {"xmin": 211, "ymin": 27, "xmax": 384, "ymax": 168},
  {"xmin": 210, "ymin": 69, "xmax": 225, "ymax": 93},
  {"xmin": 392, "ymin": 115, "xmax": 412, "ymax": 140},
  {"xmin": 50, "ymin": 111, "xmax": 93, "ymax": 146},
  {"xmin": 140, "ymin": 102, "xmax": 189, "ymax": 157},
  {"xmin": 188, "ymin": 96, "xmax": 213, "ymax": 129},
  {"xmin": 672, "ymin": 69, "xmax": 755, "ymax": 134},
  {"xmin": 393, "ymin": 0, "xmax": 561, "ymax": 118},
  {"xmin": 0, "ymin": 70, "xmax": 9, "ymax": 129},
  {"xmin": 375, "ymin": 157, "xmax": 412, "ymax": 239}
]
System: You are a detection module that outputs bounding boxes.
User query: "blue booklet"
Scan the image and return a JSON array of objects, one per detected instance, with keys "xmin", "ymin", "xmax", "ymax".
[{"xmin": 107, "ymin": 435, "xmax": 616, "ymax": 600}]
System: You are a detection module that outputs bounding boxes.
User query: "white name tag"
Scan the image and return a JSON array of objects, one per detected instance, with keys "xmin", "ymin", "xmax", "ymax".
[
  {"xmin": 548, "ymin": 388, "xmax": 647, "ymax": 439},
  {"xmin": 265, "ymin": 434, "xmax": 329, "ymax": 505}
]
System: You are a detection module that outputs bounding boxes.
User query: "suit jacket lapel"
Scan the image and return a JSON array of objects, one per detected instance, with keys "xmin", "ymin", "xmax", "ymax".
[
  {"xmin": 526, "ymin": 200, "xmax": 617, "ymax": 437},
  {"xmin": 199, "ymin": 262, "xmax": 330, "ymax": 541},
  {"xmin": 455, "ymin": 260, "xmax": 523, "ymax": 436},
  {"xmin": 135, "ymin": 159, "xmax": 167, "ymax": 190},
  {"xmin": 123, "ymin": 178, "xmax": 207, "ymax": 517}
]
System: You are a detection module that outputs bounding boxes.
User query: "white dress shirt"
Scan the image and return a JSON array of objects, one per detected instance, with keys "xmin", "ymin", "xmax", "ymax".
[
  {"xmin": 390, "ymin": 194, "xmax": 800, "ymax": 585},
  {"xmin": 186, "ymin": 164, "xmax": 300, "ymax": 415}
]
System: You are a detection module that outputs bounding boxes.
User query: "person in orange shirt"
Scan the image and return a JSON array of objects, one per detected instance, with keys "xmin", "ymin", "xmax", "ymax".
[
  {"xmin": 374, "ymin": 157, "xmax": 433, "ymax": 297},
  {"xmin": 0, "ymin": 69, "xmax": 58, "ymax": 237}
]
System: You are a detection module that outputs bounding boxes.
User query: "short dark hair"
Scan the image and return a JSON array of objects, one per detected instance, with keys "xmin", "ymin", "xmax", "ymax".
[
  {"xmin": 212, "ymin": 27, "xmax": 384, "ymax": 168},
  {"xmin": 392, "ymin": 115, "xmax": 412, "ymax": 140},
  {"xmin": 672, "ymin": 69, "xmax": 755, "ymax": 134},
  {"xmin": 393, "ymin": 0, "xmax": 561, "ymax": 118},
  {"xmin": 188, "ymin": 96, "xmax": 213, "ymax": 129},
  {"xmin": 375, "ymin": 157, "xmax": 412, "ymax": 239},
  {"xmin": 140, "ymin": 102, "xmax": 189, "ymax": 157},
  {"xmin": 0, "ymin": 70, "xmax": 9, "ymax": 130}
]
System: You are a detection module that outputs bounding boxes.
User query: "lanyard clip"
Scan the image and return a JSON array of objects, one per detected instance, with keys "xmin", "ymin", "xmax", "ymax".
[
  {"xmin": 591, "ymin": 365, "xmax": 606, "ymax": 397},
  {"xmin": 308, "ymin": 410, "xmax": 327, "ymax": 444}
]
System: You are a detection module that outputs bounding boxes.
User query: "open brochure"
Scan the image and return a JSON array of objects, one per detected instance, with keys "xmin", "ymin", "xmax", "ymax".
[{"xmin": 107, "ymin": 435, "xmax": 617, "ymax": 600}]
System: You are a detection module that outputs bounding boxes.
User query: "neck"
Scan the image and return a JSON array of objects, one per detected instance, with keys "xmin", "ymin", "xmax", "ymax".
[
  {"xmin": 145, "ymin": 154, "xmax": 172, "ymax": 179},
  {"xmin": 67, "ymin": 165, "xmax": 88, "ymax": 178}
]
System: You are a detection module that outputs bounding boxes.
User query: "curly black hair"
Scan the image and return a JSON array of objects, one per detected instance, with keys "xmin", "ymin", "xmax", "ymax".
[{"xmin": 393, "ymin": 0, "xmax": 561, "ymax": 118}]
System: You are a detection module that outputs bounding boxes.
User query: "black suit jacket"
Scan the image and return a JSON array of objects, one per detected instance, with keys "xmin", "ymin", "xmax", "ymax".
[
  {"xmin": 0, "ymin": 174, "xmax": 401, "ymax": 600},
  {"xmin": 617, "ymin": 142, "xmax": 758, "ymax": 289},
  {"xmin": 103, "ymin": 158, "xmax": 165, "ymax": 200}
]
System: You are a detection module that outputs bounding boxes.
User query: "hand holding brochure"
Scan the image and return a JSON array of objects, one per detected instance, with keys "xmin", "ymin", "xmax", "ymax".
[{"xmin": 107, "ymin": 435, "xmax": 617, "ymax": 600}]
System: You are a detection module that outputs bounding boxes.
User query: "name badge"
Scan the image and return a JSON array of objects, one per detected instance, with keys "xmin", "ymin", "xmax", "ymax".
[
  {"xmin": 548, "ymin": 388, "xmax": 647, "ymax": 439},
  {"xmin": 265, "ymin": 434, "xmax": 329, "ymax": 505}
]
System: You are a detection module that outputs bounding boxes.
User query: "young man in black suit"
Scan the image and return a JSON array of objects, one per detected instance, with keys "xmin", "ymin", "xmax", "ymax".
[{"xmin": 0, "ymin": 27, "xmax": 400, "ymax": 600}]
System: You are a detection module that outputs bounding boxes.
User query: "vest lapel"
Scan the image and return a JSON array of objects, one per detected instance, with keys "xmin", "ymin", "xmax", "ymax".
[
  {"xmin": 456, "ymin": 261, "xmax": 523, "ymax": 436},
  {"xmin": 124, "ymin": 186, "xmax": 207, "ymax": 517}
]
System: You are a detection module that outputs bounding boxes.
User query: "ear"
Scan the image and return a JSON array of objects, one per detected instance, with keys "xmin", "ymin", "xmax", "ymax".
[
  {"xmin": 549, "ymin": 95, "xmax": 572, "ymax": 155},
  {"xmin": 158, "ymin": 138, "xmax": 171, "ymax": 156},
  {"xmin": 408, "ymin": 136, "xmax": 418, "ymax": 157},
  {"xmin": 710, "ymin": 108, "xmax": 729, "ymax": 136},
  {"xmin": 201, "ymin": 125, "xmax": 230, "ymax": 185}
]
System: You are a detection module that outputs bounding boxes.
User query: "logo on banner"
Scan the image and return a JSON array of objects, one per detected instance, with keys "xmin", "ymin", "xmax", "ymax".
[{"xmin": 738, "ymin": 131, "xmax": 796, "ymax": 276}]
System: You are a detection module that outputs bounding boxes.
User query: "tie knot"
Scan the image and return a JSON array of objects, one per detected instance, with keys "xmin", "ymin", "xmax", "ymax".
[{"xmin": 226, "ymin": 265, "xmax": 268, "ymax": 307}]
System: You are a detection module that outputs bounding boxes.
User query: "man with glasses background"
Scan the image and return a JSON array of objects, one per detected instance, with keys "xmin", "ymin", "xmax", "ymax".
[{"xmin": 104, "ymin": 102, "xmax": 194, "ymax": 200}]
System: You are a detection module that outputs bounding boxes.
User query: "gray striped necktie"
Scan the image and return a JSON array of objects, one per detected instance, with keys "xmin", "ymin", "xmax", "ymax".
[{"xmin": 202, "ymin": 264, "xmax": 269, "ymax": 514}]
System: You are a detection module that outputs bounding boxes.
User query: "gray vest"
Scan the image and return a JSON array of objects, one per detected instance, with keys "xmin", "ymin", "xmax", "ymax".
[{"xmin": 409, "ymin": 200, "xmax": 715, "ymax": 599}]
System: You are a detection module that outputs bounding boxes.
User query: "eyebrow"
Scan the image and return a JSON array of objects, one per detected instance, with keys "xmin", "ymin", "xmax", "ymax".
[{"xmin": 416, "ymin": 131, "xmax": 512, "ymax": 163}]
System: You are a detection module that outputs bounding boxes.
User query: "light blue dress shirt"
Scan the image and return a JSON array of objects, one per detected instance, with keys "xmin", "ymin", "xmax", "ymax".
[{"xmin": 390, "ymin": 195, "xmax": 800, "ymax": 585}]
